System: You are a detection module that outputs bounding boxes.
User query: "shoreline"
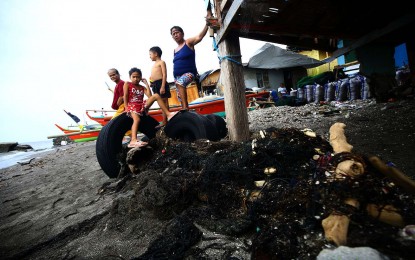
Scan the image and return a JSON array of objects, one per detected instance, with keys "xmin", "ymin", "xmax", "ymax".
[
  {"xmin": 0, "ymin": 140, "xmax": 79, "ymax": 170},
  {"xmin": 1, "ymin": 99, "xmax": 414, "ymax": 259},
  {"xmin": 0, "ymin": 148, "xmax": 57, "ymax": 169}
]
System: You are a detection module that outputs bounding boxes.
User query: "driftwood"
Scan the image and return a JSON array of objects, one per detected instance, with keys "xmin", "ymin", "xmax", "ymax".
[
  {"xmin": 329, "ymin": 123, "xmax": 353, "ymax": 153},
  {"xmin": 322, "ymin": 198, "xmax": 359, "ymax": 246},
  {"xmin": 365, "ymin": 155, "xmax": 415, "ymax": 226},
  {"xmin": 335, "ymin": 160, "xmax": 365, "ymax": 178},
  {"xmin": 368, "ymin": 155, "xmax": 415, "ymax": 195},
  {"xmin": 329, "ymin": 123, "xmax": 364, "ymax": 178},
  {"xmin": 17, "ymin": 158, "xmax": 35, "ymax": 166},
  {"xmin": 366, "ymin": 204, "xmax": 405, "ymax": 227},
  {"xmin": 323, "ymin": 122, "xmax": 408, "ymax": 245}
]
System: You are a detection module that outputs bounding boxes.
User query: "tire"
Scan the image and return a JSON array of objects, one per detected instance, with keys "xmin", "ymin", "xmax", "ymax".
[
  {"xmin": 164, "ymin": 111, "xmax": 208, "ymax": 142},
  {"xmin": 200, "ymin": 115, "xmax": 220, "ymax": 141},
  {"xmin": 206, "ymin": 114, "xmax": 228, "ymax": 140},
  {"xmin": 96, "ymin": 113, "xmax": 159, "ymax": 178}
]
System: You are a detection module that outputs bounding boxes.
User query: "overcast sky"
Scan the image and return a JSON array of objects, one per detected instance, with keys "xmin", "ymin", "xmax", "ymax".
[{"xmin": 0, "ymin": 0, "xmax": 284, "ymax": 142}]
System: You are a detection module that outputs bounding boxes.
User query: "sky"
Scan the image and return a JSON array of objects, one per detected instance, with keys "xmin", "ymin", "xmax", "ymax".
[{"xmin": 0, "ymin": 0, "xmax": 284, "ymax": 142}]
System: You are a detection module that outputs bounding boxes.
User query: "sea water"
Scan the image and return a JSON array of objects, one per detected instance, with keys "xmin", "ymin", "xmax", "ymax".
[{"xmin": 0, "ymin": 139, "xmax": 55, "ymax": 169}]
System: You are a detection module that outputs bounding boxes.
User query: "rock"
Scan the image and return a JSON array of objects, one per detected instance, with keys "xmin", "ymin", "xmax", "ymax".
[
  {"xmin": 14, "ymin": 144, "xmax": 33, "ymax": 151},
  {"xmin": 317, "ymin": 246, "xmax": 390, "ymax": 260},
  {"xmin": 0, "ymin": 142, "xmax": 18, "ymax": 153},
  {"xmin": 0, "ymin": 142, "xmax": 33, "ymax": 153}
]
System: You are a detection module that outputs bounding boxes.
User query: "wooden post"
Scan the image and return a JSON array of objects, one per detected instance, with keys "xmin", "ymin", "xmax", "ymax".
[
  {"xmin": 406, "ymin": 38, "xmax": 415, "ymax": 86},
  {"xmin": 219, "ymin": 32, "xmax": 250, "ymax": 142}
]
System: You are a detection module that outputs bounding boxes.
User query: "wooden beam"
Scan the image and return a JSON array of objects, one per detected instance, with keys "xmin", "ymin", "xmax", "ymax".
[
  {"xmin": 239, "ymin": 34, "xmax": 337, "ymax": 52},
  {"xmin": 204, "ymin": 0, "xmax": 211, "ymax": 9},
  {"xmin": 219, "ymin": 32, "xmax": 250, "ymax": 141},
  {"xmin": 220, "ymin": 0, "xmax": 232, "ymax": 11},
  {"xmin": 322, "ymin": 14, "xmax": 415, "ymax": 63},
  {"xmin": 215, "ymin": 0, "xmax": 243, "ymax": 44}
]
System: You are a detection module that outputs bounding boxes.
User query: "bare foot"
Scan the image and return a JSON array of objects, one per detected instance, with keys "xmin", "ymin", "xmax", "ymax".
[
  {"xmin": 136, "ymin": 141, "xmax": 148, "ymax": 147},
  {"xmin": 127, "ymin": 141, "xmax": 138, "ymax": 148}
]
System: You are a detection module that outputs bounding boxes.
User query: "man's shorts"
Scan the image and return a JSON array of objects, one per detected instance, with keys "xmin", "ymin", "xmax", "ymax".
[
  {"xmin": 174, "ymin": 72, "xmax": 195, "ymax": 88},
  {"xmin": 112, "ymin": 103, "xmax": 125, "ymax": 118},
  {"xmin": 150, "ymin": 79, "xmax": 171, "ymax": 98}
]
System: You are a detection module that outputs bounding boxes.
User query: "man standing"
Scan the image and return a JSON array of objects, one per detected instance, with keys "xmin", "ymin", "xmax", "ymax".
[
  {"xmin": 108, "ymin": 68, "xmax": 125, "ymax": 118},
  {"xmin": 170, "ymin": 8, "xmax": 212, "ymax": 111}
]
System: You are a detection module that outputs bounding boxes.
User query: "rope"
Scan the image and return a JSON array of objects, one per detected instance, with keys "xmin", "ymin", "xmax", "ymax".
[{"xmin": 212, "ymin": 37, "xmax": 242, "ymax": 66}]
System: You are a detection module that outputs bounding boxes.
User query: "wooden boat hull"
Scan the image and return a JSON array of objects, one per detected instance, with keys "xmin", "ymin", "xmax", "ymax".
[
  {"xmin": 87, "ymin": 91, "xmax": 269, "ymax": 125},
  {"xmin": 74, "ymin": 136, "xmax": 98, "ymax": 143},
  {"xmin": 86, "ymin": 111, "xmax": 113, "ymax": 126},
  {"xmin": 54, "ymin": 124, "xmax": 101, "ymax": 141}
]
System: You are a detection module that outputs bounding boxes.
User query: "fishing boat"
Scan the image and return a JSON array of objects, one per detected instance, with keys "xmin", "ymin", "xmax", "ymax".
[
  {"xmin": 53, "ymin": 124, "xmax": 102, "ymax": 143},
  {"xmin": 86, "ymin": 91, "xmax": 269, "ymax": 126},
  {"xmin": 86, "ymin": 109, "xmax": 115, "ymax": 126},
  {"xmin": 47, "ymin": 110, "xmax": 103, "ymax": 143}
]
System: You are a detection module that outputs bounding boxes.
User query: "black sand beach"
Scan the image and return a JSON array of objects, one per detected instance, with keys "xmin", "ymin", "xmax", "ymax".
[{"xmin": 1, "ymin": 98, "xmax": 414, "ymax": 259}]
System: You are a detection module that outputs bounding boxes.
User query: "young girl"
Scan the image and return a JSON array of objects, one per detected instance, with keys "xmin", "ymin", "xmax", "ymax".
[{"xmin": 124, "ymin": 67, "xmax": 177, "ymax": 148}]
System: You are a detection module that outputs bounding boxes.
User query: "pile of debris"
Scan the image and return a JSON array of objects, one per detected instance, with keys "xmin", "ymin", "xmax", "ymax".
[
  {"xmin": 52, "ymin": 135, "xmax": 74, "ymax": 146},
  {"xmin": 104, "ymin": 124, "xmax": 415, "ymax": 259}
]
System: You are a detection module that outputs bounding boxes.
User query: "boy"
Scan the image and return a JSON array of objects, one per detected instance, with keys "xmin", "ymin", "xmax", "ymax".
[{"xmin": 149, "ymin": 46, "xmax": 171, "ymax": 128}]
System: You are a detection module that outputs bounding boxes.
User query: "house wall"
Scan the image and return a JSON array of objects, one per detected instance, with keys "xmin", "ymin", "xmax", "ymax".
[
  {"xmin": 243, "ymin": 68, "xmax": 258, "ymax": 88},
  {"xmin": 199, "ymin": 67, "xmax": 286, "ymax": 93},
  {"xmin": 243, "ymin": 67, "xmax": 284, "ymax": 90},
  {"xmin": 201, "ymin": 70, "xmax": 220, "ymax": 87},
  {"xmin": 300, "ymin": 50, "xmax": 338, "ymax": 76},
  {"xmin": 268, "ymin": 69, "xmax": 285, "ymax": 89},
  {"xmin": 283, "ymin": 67, "xmax": 308, "ymax": 90},
  {"xmin": 200, "ymin": 69, "xmax": 220, "ymax": 95}
]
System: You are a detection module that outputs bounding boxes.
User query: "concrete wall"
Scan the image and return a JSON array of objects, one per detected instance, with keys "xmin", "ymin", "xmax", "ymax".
[
  {"xmin": 243, "ymin": 68, "xmax": 258, "ymax": 88},
  {"xmin": 268, "ymin": 69, "xmax": 285, "ymax": 89},
  {"xmin": 243, "ymin": 67, "xmax": 284, "ymax": 90}
]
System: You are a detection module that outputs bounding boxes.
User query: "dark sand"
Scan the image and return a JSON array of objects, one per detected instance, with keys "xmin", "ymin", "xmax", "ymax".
[{"xmin": 1, "ymin": 98, "xmax": 414, "ymax": 259}]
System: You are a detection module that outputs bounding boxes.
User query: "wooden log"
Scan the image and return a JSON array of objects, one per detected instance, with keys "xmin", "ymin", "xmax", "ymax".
[
  {"xmin": 329, "ymin": 122, "xmax": 353, "ymax": 153},
  {"xmin": 368, "ymin": 155, "xmax": 415, "ymax": 194},
  {"xmin": 322, "ymin": 198, "xmax": 359, "ymax": 246},
  {"xmin": 329, "ymin": 123, "xmax": 365, "ymax": 178},
  {"xmin": 366, "ymin": 204, "xmax": 405, "ymax": 227},
  {"xmin": 335, "ymin": 160, "xmax": 365, "ymax": 178},
  {"xmin": 322, "ymin": 214, "xmax": 350, "ymax": 246}
]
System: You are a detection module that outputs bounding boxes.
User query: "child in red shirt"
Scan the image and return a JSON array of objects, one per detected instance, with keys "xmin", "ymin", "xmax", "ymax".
[{"xmin": 123, "ymin": 67, "xmax": 177, "ymax": 148}]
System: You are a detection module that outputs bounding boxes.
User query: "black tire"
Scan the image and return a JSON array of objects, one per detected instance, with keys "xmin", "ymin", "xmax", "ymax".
[
  {"xmin": 96, "ymin": 113, "xmax": 159, "ymax": 178},
  {"xmin": 200, "ymin": 115, "xmax": 220, "ymax": 141},
  {"xmin": 164, "ymin": 111, "xmax": 208, "ymax": 142},
  {"xmin": 206, "ymin": 114, "xmax": 228, "ymax": 139}
]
